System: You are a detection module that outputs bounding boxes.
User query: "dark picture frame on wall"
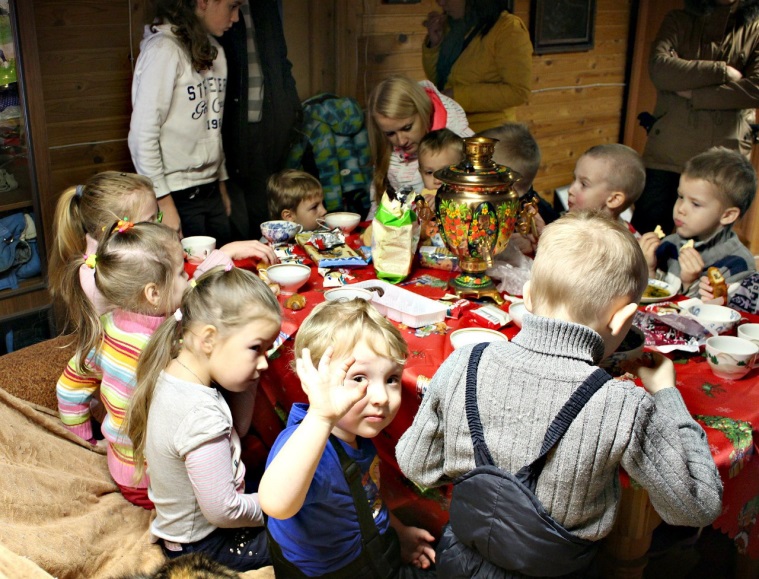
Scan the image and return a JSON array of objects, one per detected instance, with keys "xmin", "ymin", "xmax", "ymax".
[{"xmin": 530, "ymin": 0, "xmax": 596, "ymax": 55}]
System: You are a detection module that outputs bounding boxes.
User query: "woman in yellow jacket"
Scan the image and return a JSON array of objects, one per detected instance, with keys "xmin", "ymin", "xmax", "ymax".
[{"xmin": 423, "ymin": 0, "xmax": 533, "ymax": 133}]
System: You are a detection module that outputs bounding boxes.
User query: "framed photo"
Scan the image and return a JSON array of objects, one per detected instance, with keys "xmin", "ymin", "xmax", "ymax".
[{"xmin": 530, "ymin": 0, "xmax": 596, "ymax": 55}]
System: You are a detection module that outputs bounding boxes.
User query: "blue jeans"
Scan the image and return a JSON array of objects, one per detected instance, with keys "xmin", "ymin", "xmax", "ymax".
[{"xmin": 161, "ymin": 526, "xmax": 270, "ymax": 572}]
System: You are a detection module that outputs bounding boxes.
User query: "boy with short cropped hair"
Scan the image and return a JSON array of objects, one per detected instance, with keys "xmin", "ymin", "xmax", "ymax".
[
  {"xmin": 640, "ymin": 146, "xmax": 757, "ymax": 297},
  {"xmin": 417, "ymin": 128, "xmax": 465, "ymax": 198},
  {"xmin": 480, "ymin": 123, "xmax": 559, "ymax": 255},
  {"xmin": 568, "ymin": 143, "xmax": 646, "ymax": 226},
  {"xmin": 267, "ymin": 169, "xmax": 327, "ymax": 231},
  {"xmin": 397, "ymin": 211, "xmax": 722, "ymax": 575}
]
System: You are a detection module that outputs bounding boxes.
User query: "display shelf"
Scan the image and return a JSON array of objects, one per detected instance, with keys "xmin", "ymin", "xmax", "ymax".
[{"xmin": 0, "ymin": 1, "xmax": 48, "ymax": 327}]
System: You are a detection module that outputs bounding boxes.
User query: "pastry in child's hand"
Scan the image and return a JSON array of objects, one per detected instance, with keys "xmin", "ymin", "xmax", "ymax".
[
  {"xmin": 681, "ymin": 239, "xmax": 695, "ymax": 250},
  {"xmin": 707, "ymin": 267, "xmax": 727, "ymax": 298},
  {"xmin": 654, "ymin": 225, "xmax": 665, "ymax": 239}
]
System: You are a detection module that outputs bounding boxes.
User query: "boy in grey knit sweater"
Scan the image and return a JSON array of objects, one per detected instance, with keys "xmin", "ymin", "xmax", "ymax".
[{"xmin": 396, "ymin": 211, "xmax": 722, "ymax": 574}]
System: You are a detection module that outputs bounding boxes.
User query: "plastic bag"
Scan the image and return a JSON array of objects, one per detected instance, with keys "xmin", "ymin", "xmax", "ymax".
[
  {"xmin": 486, "ymin": 241, "xmax": 532, "ymax": 297},
  {"xmin": 371, "ymin": 191, "xmax": 420, "ymax": 283}
]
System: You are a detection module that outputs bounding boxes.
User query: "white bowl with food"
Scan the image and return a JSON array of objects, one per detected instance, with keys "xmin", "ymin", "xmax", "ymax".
[
  {"xmin": 687, "ymin": 303, "xmax": 742, "ymax": 335},
  {"xmin": 640, "ymin": 279, "xmax": 677, "ymax": 304},
  {"xmin": 324, "ymin": 287, "xmax": 373, "ymax": 302},
  {"xmin": 264, "ymin": 263, "xmax": 311, "ymax": 295}
]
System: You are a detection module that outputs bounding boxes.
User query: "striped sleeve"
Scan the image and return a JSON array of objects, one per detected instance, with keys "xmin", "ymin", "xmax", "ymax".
[{"xmin": 56, "ymin": 352, "xmax": 102, "ymax": 441}]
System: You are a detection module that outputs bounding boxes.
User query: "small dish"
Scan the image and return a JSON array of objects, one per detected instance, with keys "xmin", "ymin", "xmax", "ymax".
[
  {"xmin": 261, "ymin": 220, "xmax": 302, "ymax": 245},
  {"xmin": 450, "ymin": 328, "xmax": 508, "ymax": 350},
  {"xmin": 687, "ymin": 303, "xmax": 741, "ymax": 335},
  {"xmin": 324, "ymin": 287, "xmax": 373, "ymax": 302},
  {"xmin": 264, "ymin": 263, "xmax": 311, "ymax": 295},
  {"xmin": 640, "ymin": 279, "xmax": 677, "ymax": 304},
  {"xmin": 181, "ymin": 236, "xmax": 216, "ymax": 264},
  {"xmin": 323, "ymin": 212, "xmax": 361, "ymax": 234}
]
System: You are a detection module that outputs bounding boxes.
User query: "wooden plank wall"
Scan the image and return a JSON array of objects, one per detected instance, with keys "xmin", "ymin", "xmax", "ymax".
[
  {"xmin": 286, "ymin": 0, "xmax": 635, "ymax": 205},
  {"xmin": 27, "ymin": 0, "xmax": 144, "ymax": 247}
]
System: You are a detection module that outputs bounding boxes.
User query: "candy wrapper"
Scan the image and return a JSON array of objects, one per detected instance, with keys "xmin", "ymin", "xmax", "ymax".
[
  {"xmin": 372, "ymin": 190, "xmax": 420, "ymax": 283},
  {"xmin": 295, "ymin": 232, "xmax": 368, "ymax": 268},
  {"xmin": 464, "ymin": 304, "xmax": 511, "ymax": 330},
  {"xmin": 644, "ymin": 302, "xmax": 711, "ymax": 340},
  {"xmin": 418, "ymin": 246, "xmax": 460, "ymax": 272},
  {"xmin": 633, "ymin": 310, "xmax": 701, "ymax": 354}
]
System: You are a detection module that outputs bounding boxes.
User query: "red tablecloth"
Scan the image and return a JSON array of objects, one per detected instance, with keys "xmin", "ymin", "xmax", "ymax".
[{"xmin": 213, "ymin": 234, "xmax": 759, "ymax": 558}]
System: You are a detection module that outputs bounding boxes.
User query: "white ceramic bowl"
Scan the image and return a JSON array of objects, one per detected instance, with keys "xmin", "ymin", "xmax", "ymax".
[
  {"xmin": 265, "ymin": 263, "xmax": 311, "ymax": 295},
  {"xmin": 600, "ymin": 326, "xmax": 646, "ymax": 376},
  {"xmin": 738, "ymin": 323, "xmax": 759, "ymax": 347},
  {"xmin": 705, "ymin": 336, "xmax": 758, "ymax": 380},
  {"xmin": 181, "ymin": 236, "xmax": 216, "ymax": 264},
  {"xmin": 509, "ymin": 301, "xmax": 528, "ymax": 328},
  {"xmin": 260, "ymin": 220, "xmax": 302, "ymax": 245},
  {"xmin": 450, "ymin": 328, "xmax": 508, "ymax": 350},
  {"xmin": 687, "ymin": 303, "xmax": 741, "ymax": 335},
  {"xmin": 324, "ymin": 287, "xmax": 373, "ymax": 302},
  {"xmin": 324, "ymin": 212, "xmax": 361, "ymax": 234}
]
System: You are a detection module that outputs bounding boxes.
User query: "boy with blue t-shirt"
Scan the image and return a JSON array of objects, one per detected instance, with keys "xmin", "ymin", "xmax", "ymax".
[
  {"xmin": 639, "ymin": 147, "xmax": 756, "ymax": 297},
  {"xmin": 259, "ymin": 300, "xmax": 436, "ymax": 577}
]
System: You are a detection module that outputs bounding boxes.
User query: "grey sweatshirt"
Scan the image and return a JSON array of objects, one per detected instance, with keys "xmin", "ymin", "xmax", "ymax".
[{"xmin": 396, "ymin": 313, "xmax": 722, "ymax": 540}]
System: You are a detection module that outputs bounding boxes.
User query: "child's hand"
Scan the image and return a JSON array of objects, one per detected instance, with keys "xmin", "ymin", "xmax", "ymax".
[
  {"xmin": 627, "ymin": 352, "xmax": 676, "ymax": 395},
  {"xmin": 395, "ymin": 523, "xmax": 436, "ymax": 569},
  {"xmin": 638, "ymin": 232, "xmax": 660, "ymax": 276},
  {"xmin": 296, "ymin": 347, "xmax": 361, "ymax": 426},
  {"xmin": 698, "ymin": 275, "xmax": 726, "ymax": 305},
  {"xmin": 219, "ymin": 240, "xmax": 279, "ymax": 264},
  {"xmin": 678, "ymin": 246, "xmax": 704, "ymax": 289}
]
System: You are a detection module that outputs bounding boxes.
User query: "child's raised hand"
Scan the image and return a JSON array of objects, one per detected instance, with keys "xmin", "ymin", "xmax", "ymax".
[
  {"xmin": 678, "ymin": 246, "xmax": 704, "ymax": 289},
  {"xmin": 395, "ymin": 523, "xmax": 436, "ymax": 569},
  {"xmin": 627, "ymin": 352, "xmax": 676, "ymax": 395},
  {"xmin": 296, "ymin": 347, "xmax": 362, "ymax": 426},
  {"xmin": 638, "ymin": 233, "xmax": 660, "ymax": 276},
  {"xmin": 698, "ymin": 275, "xmax": 726, "ymax": 305}
]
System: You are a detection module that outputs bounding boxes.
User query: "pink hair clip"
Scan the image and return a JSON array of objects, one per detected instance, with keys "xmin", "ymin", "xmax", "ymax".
[{"xmin": 224, "ymin": 262, "xmax": 234, "ymax": 272}]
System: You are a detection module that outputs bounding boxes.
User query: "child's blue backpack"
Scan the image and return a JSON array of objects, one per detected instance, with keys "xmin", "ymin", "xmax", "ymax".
[
  {"xmin": 0, "ymin": 212, "xmax": 41, "ymax": 291},
  {"xmin": 286, "ymin": 93, "xmax": 373, "ymax": 217}
]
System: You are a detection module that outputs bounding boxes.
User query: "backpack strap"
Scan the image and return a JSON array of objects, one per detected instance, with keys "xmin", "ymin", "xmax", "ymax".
[
  {"xmin": 328, "ymin": 436, "xmax": 396, "ymax": 579},
  {"xmin": 517, "ymin": 368, "xmax": 609, "ymax": 491},
  {"xmin": 464, "ymin": 342, "xmax": 496, "ymax": 467},
  {"xmin": 463, "ymin": 343, "xmax": 610, "ymax": 488}
]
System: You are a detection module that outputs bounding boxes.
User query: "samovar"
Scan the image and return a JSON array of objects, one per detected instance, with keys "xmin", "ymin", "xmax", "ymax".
[{"xmin": 434, "ymin": 136, "xmax": 521, "ymax": 304}]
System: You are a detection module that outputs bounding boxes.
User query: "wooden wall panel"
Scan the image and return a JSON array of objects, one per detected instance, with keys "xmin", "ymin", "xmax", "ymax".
[{"xmin": 29, "ymin": 0, "xmax": 144, "ymax": 250}]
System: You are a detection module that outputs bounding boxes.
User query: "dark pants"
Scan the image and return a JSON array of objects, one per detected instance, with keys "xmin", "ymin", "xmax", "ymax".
[
  {"xmin": 171, "ymin": 182, "xmax": 232, "ymax": 247},
  {"xmin": 161, "ymin": 526, "xmax": 270, "ymax": 572},
  {"xmin": 631, "ymin": 169, "xmax": 681, "ymax": 235}
]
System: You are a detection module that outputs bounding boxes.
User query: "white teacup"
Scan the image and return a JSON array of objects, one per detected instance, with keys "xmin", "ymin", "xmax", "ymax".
[
  {"xmin": 737, "ymin": 323, "xmax": 759, "ymax": 347},
  {"xmin": 181, "ymin": 236, "xmax": 216, "ymax": 264},
  {"xmin": 322, "ymin": 212, "xmax": 361, "ymax": 234},
  {"xmin": 260, "ymin": 220, "xmax": 303, "ymax": 245},
  {"xmin": 705, "ymin": 336, "xmax": 758, "ymax": 381}
]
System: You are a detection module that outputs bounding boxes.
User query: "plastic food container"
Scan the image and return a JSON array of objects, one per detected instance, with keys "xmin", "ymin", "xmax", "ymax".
[{"xmin": 353, "ymin": 279, "xmax": 448, "ymax": 328}]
